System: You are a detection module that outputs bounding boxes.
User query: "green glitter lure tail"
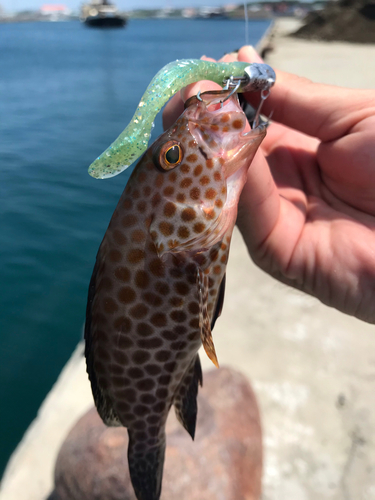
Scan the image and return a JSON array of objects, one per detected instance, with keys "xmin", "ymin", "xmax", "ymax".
[{"xmin": 88, "ymin": 59, "xmax": 275, "ymax": 179}]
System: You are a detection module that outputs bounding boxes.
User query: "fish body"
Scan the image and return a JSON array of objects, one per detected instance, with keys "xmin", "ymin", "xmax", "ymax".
[{"xmin": 85, "ymin": 93, "xmax": 266, "ymax": 500}]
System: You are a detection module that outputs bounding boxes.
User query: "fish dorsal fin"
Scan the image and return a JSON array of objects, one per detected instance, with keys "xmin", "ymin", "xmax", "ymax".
[
  {"xmin": 197, "ymin": 268, "xmax": 219, "ymax": 368},
  {"xmin": 173, "ymin": 354, "xmax": 203, "ymax": 440}
]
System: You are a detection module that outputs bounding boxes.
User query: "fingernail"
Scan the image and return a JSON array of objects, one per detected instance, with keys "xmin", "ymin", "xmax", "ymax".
[{"xmin": 239, "ymin": 45, "xmax": 264, "ymax": 63}]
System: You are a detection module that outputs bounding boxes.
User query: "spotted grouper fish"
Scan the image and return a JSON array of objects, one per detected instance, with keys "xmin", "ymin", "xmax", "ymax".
[{"xmin": 85, "ymin": 90, "xmax": 266, "ymax": 500}]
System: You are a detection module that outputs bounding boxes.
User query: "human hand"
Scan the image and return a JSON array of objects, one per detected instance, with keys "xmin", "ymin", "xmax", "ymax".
[{"xmin": 162, "ymin": 48, "xmax": 375, "ymax": 323}]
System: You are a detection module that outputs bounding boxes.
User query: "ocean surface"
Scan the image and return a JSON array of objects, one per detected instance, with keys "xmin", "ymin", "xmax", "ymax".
[{"xmin": 0, "ymin": 18, "xmax": 271, "ymax": 476}]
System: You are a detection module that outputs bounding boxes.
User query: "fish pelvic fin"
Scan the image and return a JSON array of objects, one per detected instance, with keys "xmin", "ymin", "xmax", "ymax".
[
  {"xmin": 197, "ymin": 269, "xmax": 219, "ymax": 368},
  {"xmin": 174, "ymin": 354, "xmax": 203, "ymax": 440},
  {"xmin": 128, "ymin": 430, "xmax": 166, "ymax": 500}
]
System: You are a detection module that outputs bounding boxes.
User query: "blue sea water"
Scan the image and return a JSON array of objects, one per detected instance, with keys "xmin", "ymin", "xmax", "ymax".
[{"xmin": 0, "ymin": 18, "xmax": 271, "ymax": 475}]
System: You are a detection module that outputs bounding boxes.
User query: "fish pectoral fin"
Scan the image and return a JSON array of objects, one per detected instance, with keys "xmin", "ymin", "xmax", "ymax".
[
  {"xmin": 197, "ymin": 268, "xmax": 219, "ymax": 368},
  {"xmin": 174, "ymin": 354, "xmax": 203, "ymax": 440},
  {"xmin": 211, "ymin": 273, "xmax": 226, "ymax": 331}
]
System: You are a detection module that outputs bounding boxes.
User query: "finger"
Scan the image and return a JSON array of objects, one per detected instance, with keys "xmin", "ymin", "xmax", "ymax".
[
  {"xmin": 218, "ymin": 52, "xmax": 238, "ymax": 62},
  {"xmin": 163, "ymin": 56, "xmax": 221, "ymax": 130},
  {"xmin": 163, "ymin": 91, "xmax": 184, "ymax": 130},
  {"xmin": 237, "ymin": 45, "xmax": 375, "ymax": 142}
]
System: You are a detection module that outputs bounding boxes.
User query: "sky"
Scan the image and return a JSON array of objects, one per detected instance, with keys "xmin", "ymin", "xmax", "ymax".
[{"xmin": 1, "ymin": 0, "xmax": 237, "ymax": 13}]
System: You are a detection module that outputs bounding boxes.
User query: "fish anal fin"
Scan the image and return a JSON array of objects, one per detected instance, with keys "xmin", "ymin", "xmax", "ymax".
[
  {"xmin": 174, "ymin": 355, "xmax": 203, "ymax": 440},
  {"xmin": 197, "ymin": 269, "xmax": 219, "ymax": 368}
]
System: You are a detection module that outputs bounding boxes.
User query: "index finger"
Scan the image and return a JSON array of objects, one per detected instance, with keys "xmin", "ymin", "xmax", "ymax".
[{"xmin": 237, "ymin": 46, "xmax": 375, "ymax": 142}]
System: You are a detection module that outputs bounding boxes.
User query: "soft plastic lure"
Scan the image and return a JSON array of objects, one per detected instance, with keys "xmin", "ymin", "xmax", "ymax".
[{"xmin": 88, "ymin": 58, "xmax": 275, "ymax": 179}]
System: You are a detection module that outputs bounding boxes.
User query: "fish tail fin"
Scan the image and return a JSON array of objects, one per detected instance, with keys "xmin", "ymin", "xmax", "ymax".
[
  {"xmin": 173, "ymin": 354, "xmax": 203, "ymax": 440},
  {"xmin": 128, "ymin": 429, "xmax": 166, "ymax": 500}
]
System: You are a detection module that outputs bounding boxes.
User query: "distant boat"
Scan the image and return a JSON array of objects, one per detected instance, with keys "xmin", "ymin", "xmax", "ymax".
[{"xmin": 80, "ymin": 0, "xmax": 126, "ymax": 28}]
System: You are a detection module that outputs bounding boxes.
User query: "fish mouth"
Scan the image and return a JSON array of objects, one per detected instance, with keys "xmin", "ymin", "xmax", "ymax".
[{"xmin": 186, "ymin": 93, "xmax": 266, "ymax": 179}]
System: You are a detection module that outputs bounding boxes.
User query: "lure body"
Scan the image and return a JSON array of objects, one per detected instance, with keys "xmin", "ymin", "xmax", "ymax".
[
  {"xmin": 88, "ymin": 59, "xmax": 275, "ymax": 179},
  {"xmin": 85, "ymin": 93, "xmax": 266, "ymax": 500}
]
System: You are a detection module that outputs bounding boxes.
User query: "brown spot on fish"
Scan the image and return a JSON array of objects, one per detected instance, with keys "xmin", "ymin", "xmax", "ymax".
[
  {"xmin": 132, "ymin": 350, "xmax": 151, "ymax": 364},
  {"xmin": 114, "ymin": 267, "xmax": 131, "ymax": 283},
  {"xmin": 170, "ymin": 310, "xmax": 187, "ymax": 323},
  {"xmin": 161, "ymin": 330, "xmax": 178, "ymax": 341},
  {"xmin": 135, "ymin": 270, "xmax": 150, "ymax": 289},
  {"xmin": 221, "ymin": 113, "xmax": 230, "ymax": 123},
  {"xmin": 180, "ymin": 178, "xmax": 193, "ymax": 189},
  {"xmin": 213, "ymin": 265, "xmax": 222, "ymax": 275},
  {"xmin": 170, "ymin": 296, "xmax": 184, "ymax": 307},
  {"xmin": 186, "ymin": 154, "xmax": 198, "ymax": 163},
  {"xmin": 139, "ymin": 338, "xmax": 163, "ymax": 349},
  {"xmin": 190, "ymin": 318, "xmax": 200, "ymax": 329},
  {"xmin": 188, "ymin": 301, "xmax": 199, "ymax": 314},
  {"xmin": 140, "ymin": 394, "xmax": 157, "ymax": 405},
  {"xmin": 113, "ymin": 229, "xmax": 127, "ymax": 245},
  {"xmin": 136, "ymin": 379, "xmax": 155, "ymax": 391},
  {"xmin": 206, "ymin": 159, "xmax": 214, "ymax": 169},
  {"xmin": 168, "ymin": 171, "xmax": 177, "ymax": 182},
  {"xmin": 174, "ymin": 281, "xmax": 189, "ymax": 296},
  {"xmin": 199, "ymin": 175, "xmax": 210, "ymax": 186},
  {"xmin": 143, "ymin": 292, "xmax": 163, "ymax": 307},
  {"xmin": 193, "ymin": 222, "xmax": 205, "ymax": 234},
  {"xmin": 176, "ymin": 192, "xmax": 186, "ymax": 203},
  {"xmin": 148, "ymin": 258, "xmax": 165, "ymax": 278},
  {"xmin": 113, "ymin": 315, "xmax": 132, "ymax": 332},
  {"xmin": 145, "ymin": 364, "xmax": 162, "ymax": 375},
  {"xmin": 155, "ymin": 174, "xmax": 164, "ymax": 187},
  {"xmin": 136, "ymin": 200, "xmax": 147, "ymax": 213},
  {"xmin": 109, "ymin": 249, "xmax": 122, "ymax": 263},
  {"xmin": 190, "ymin": 187, "xmax": 200, "ymax": 200},
  {"xmin": 103, "ymin": 297, "xmax": 118, "ymax": 314},
  {"xmin": 128, "ymin": 367, "xmax": 144, "ymax": 379},
  {"xmin": 150, "ymin": 313, "xmax": 167, "ymax": 327},
  {"xmin": 118, "ymin": 335, "xmax": 134, "ymax": 349},
  {"xmin": 118, "ymin": 287, "xmax": 136, "ymax": 304},
  {"xmin": 177, "ymin": 226, "xmax": 190, "ymax": 239},
  {"xmin": 113, "ymin": 350, "xmax": 128, "ymax": 364},
  {"xmin": 127, "ymin": 249, "xmax": 145, "ymax": 264},
  {"xmin": 151, "ymin": 193, "xmax": 162, "ymax": 207},
  {"xmin": 130, "ymin": 303, "xmax": 149, "ymax": 319},
  {"xmin": 122, "ymin": 199, "xmax": 133, "ymax": 210},
  {"xmin": 163, "ymin": 202, "xmax": 177, "ymax": 218},
  {"xmin": 97, "ymin": 276, "xmax": 112, "ymax": 291},
  {"xmin": 205, "ymin": 208, "xmax": 216, "ymax": 220},
  {"xmin": 159, "ymin": 221, "xmax": 174, "ymax": 236},
  {"xmin": 122, "ymin": 214, "xmax": 137, "ymax": 227},
  {"xmin": 143, "ymin": 186, "xmax": 151, "ymax": 197},
  {"xmin": 156, "ymin": 388, "xmax": 168, "ymax": 398},
  {"xmin": 215, "ymin": 199, "xmax": 223, "ymax": 208},
  {"xmin": 163, "ymin": 186, "xmax": 174, "ymax": 196},
  {"xmin": 155, "ymin": 350, "xmax": 171, "ymax": 362},
  {"xmin": 137, "ymin": 172, "xmax": 147, "ymax": 183},
  {"xmin": 180, "ymin": 163, "xmax": 190, "ymax": 174},
  {"xmin": 194, "ymin": 164, "xmax": 203, "ymax": 176},
  {"xmin": 136, "ymin": 322, "xmax": 153, "ymax": 337},
  {"xmin": 155, "ymin": 281, "xmax": 170, "ymax": 295},
  {"xmin": 232, "ymin": 119, "xmax": 243, "ymax": 129},
  {"xmin": 210, "ymin": 124, "xmax": 219, "ymax": 131}
]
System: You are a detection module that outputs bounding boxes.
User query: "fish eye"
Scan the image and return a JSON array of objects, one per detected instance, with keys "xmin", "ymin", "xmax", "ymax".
[
  {"xmin": 153, "ymin": 141, "xmax": 183, "ymax": 171},
  {"xmin": 165, "ymin": 145, "xmax": 181, "ymax": 165}
]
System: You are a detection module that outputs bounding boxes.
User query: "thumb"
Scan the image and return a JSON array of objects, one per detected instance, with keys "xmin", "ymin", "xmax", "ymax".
[
  {"xmin": 237, "ymin": 147, "xmax": 280, "ymax": 253},
  {"xmin": 237, "ymin": 46, "xmax": 375, "ymax": 142}
]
